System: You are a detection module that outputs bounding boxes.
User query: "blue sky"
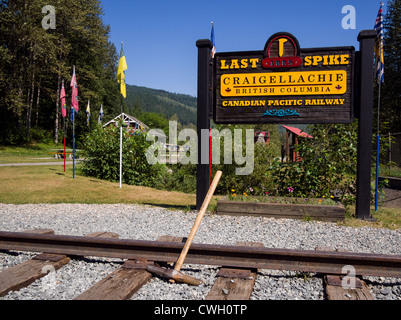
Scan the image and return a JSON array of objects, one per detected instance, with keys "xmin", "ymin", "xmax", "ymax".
[{"xmin": 101, "ymin": 0, "xmax": 387, "ymax": 97}]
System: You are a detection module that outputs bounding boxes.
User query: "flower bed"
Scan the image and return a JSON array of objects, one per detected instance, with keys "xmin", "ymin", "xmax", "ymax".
[{"xmin": 216, "ymin": 196, "xmax": 345, "ymax": 222}]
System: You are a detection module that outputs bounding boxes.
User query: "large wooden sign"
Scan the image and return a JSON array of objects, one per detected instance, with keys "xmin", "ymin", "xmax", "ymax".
[
  {"xmin": 213, "ymin": 32, "xmax": 355, "ymax": 124},
  {"xmin": 197, "ymin": 30, "xmax": 377, "ymax": 220}
]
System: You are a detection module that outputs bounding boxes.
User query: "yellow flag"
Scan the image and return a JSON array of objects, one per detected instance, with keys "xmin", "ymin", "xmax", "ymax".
[{"xmin": 117, "ymin": 43, "xmax": 128, "ymax": 98}]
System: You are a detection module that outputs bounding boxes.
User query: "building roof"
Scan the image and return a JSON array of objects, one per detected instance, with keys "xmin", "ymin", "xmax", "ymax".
[
  {"xmin": 282, "ymin": 125, "xmax": 313, "ymax": 139},
  {"xmin": 103, "ymin": 113, "xmax": 149, "ymax": 130}
]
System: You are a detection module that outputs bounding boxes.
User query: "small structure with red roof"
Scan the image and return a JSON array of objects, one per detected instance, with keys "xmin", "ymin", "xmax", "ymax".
[{"xmin": 282, "ymin": 125, "xmax": 313, "ymax": 162}]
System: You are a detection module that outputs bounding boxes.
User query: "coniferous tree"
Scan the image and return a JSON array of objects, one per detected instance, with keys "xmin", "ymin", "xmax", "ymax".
[
  {"xmin": 379, "ymin": 0, "xmax": 401, "ymax": 133},
  {"xmin": 0, "ymin": 0, "xmax": 121, "ymax": 145}
]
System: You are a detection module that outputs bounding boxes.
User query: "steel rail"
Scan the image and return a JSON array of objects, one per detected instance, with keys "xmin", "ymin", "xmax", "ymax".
[{"xmin": 0, "ymin": 231, "xmax": 401, "ymax": 278}]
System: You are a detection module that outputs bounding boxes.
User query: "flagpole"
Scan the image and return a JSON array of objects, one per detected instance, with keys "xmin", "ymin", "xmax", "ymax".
[
  {"xmin": 209, "ymin": 21, "xmax": 215, "ymax": 187},
  {"xmin": 375, "ymin": 79, "xmax": 381, "ymax": 212},
  {"xmin": 120, "ymin": 42, "xmax": 124, "ymax": 189},
  {"xmin": 120, "ymin": 92, "xmax": 123, "ymax": 189},
  {"xmin": 64, "ymin": 117, "xmax": 66, "ymax": 172},
  {"xmin": 61, "ymin": 80, "xmax": 66, "ymax": 172},
  {"xmin": 117, "ymin": 40, "xmax": 127, "ymax": 188},
  {"xmin": 120, "ymin": 124, "xmax": 123, "ymax": 189},
  {"xmin": 73, "ymin": 108, "xmax": 75, "ymax": 179},
  {"xmin": 375, "ymin": 2, "xmax": 384, "ymax": 212},
  {"xmin": 72, "ymin": 65, "xmax": 76, "ymax": 180}
]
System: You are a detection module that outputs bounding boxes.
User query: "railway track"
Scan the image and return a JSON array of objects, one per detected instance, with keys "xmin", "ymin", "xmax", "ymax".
[{"xmin": 0, "ymin": 229, "xmax": 400, "ymax": 301}]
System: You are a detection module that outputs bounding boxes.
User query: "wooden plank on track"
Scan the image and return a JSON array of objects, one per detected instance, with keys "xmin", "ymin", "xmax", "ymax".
[
  {"xmin": 324, "ymin": 275, "xmax": 374, "ymax": 300},
  {"xmin": 0, "ymin": 230, "xmax": 117, "ymax": 298},
  {"xmin": 74, "ymin": 235, "xmax": 184, "ymax": 300},
  {"xmin": 315, "ymin": 246, "xmax": 374, "ymax": 300},
  {"xmin": 205, "ymin": 242, "xmax": 263, "ymax": 300},
  {"xmin": 73, "ymin": 265, "xmax": 152, "ymax": 300},
  {"xmin": 0, "ymin": 229, "xmax": 61, "ymax": 297},
  {"xmin": 0, "ymin": 256, "xmax": 71, "ymax": 297}
]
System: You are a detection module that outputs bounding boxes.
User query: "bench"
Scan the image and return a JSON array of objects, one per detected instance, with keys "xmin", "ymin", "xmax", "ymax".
[{"xmin": 48, "ymin": 152, "xmax": 76, "ymax": 159}]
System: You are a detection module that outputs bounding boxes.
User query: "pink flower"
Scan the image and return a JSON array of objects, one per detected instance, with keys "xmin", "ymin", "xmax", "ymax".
[{"xmin": 288, "ymin": 187, "xmax": 294, "ymax": 193}]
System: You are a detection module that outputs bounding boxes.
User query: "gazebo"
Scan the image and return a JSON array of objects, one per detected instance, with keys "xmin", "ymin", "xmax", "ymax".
[{"xmin": 103, "ymin": 113, "xmax": 149, "ymax": 133}]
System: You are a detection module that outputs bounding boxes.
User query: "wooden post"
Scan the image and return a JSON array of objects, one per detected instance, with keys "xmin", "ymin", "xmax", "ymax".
[
  {"xmin": 196, "ymin": 39, "xmax": 213, "ymax": 210},
  {"xmin": 286, "ymin": 130, "xmax": 289, "ymax": 163},
  {"xmin": 356, "ymin": 30, "xmax": 377, "ymax": 220}
]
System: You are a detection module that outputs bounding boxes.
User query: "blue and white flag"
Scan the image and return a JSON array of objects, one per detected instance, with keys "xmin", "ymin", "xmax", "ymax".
[
  {"xmin": 98, "ymin": 104, "xmax": 104, "ymax": 124},
  {"xmin": 374, "ymin": 2, "xmax": 384, "ymax": 84}
]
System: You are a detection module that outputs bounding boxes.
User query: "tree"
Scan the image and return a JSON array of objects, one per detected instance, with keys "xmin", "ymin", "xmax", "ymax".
[
  {"xmin": 0, "ymin": 0, "xmax": 121, "ymax": 145},
  {"xmin": 378, "ymin": 0, "xmax": 401, "ymax": 134}
]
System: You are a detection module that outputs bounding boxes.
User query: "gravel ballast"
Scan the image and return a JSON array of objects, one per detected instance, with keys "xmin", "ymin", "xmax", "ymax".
[{"xmin": 0, "ymin": 203, "xmax": 400, "ymax": 300}]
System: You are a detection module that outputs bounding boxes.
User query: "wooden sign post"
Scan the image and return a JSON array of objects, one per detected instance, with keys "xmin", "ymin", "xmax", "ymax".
[
  {"xmin": 355, "ymin": 30, "xmax": 377, "ymax": 220},
  {"xmin": 196, "ymin": 40, "xmax": 213, "ymax": 210},
  {"xmin": 196, "ymin": 30, "xmax": 377, "ymax": 219}
]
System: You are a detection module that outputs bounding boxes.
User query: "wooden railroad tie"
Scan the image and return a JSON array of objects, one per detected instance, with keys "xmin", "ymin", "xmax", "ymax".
[
  {"xmin": 205, "ymin": 242, "xmax": 264, "ymax": 300},
  {"xmin": 0, "ymin": 230, "xmax": 118, "ymax": 298},
  {"xmin": 315, "ymin": 246, "xmax": 374, "ymax": 300},
  {"xmin": 74, "ymin": 235, "xmax": 187, "ymax": 300}
]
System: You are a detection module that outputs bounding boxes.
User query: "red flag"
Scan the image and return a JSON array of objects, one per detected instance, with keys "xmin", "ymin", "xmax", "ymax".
[
  {"xmin": 70, "ymin": 66, "xmax": 79, "ymax": 114},
  {"xmin": 60, "ymin": 81, "xmax": 67, "ymax": 118}
]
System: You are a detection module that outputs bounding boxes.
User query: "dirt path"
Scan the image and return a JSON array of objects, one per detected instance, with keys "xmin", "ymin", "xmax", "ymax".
[{"xmin": 0, "ymin": 162, "xmax": 73, "ymax": 167}]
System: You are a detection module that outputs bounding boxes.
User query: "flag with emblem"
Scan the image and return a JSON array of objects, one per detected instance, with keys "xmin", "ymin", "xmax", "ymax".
[
  {"xmin": 98, "ymin": 104, "xmax": 104, "ymax": 124},
  {"xmin": 60, "ymin": 80, "xmax": 67, "ymax": 118},
  {"xmin": 70, "ymin": 66, "xmax": 79, "ymax": 121}
]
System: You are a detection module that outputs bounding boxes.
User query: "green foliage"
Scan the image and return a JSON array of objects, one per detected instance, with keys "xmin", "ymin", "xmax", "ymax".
[
  {"xmin": 81, "ymin": 125, "xmax": 163, "ymax": 187},
  {"xmin": 0, "ymin": 0, "xmax": 121, "ymax": 145},
  {"xmin": 214, "ymin": 142, "xmax": 277, "ymax": 197},
  {"xmin": 29, "ymin": 127, "xmax": 53, "ymax": 144},
  {"xmin": 155, "ymin": 163, "xmax": 197, "ymax": 194},
  {"xmin": 138, "ymin": 112, "xmax": 170, "ymax": 134},
  {"xmin": 212, "ymin": 124, "xmax": 281, "ymax": 196},
  {"xmin": 125, "ymin": 85, "xmax": 197, "ymax": 126},
  {"xmin": 379, "ymin": 0, "xmax": 401, "ymax": 134},
  {"xmin": 154, "ymin": 124, "xmax": 282, "ymax": 196},
  {"xmin": 270, "ymin": 123, "xmax": 358, "ymax": 205}
]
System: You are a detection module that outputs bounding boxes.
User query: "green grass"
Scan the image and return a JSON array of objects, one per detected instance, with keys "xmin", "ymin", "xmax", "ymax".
[
  {"xmin": 380, "ymin": 165, "xmax": 401, "ymax": 178},
  {"xmin": 0, "ymin": 142, "xmax": 65, "ymax": 164},
  {"xmin": 0, "ymin": 165, "xmax": 197, "ymax": 209},
  {"xmin": 339, "ymin": 205, "xmax": 401, "ymax": 230}
]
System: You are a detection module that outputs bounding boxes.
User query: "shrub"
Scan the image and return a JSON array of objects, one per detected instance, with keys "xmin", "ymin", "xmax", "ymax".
[
  {"xmin": 270, "ymin": 123, "xmax": 358, "ymax": 205},
  {"xmin": 81, "ymin": 125, "xmax": 163, "ymax": 187}
]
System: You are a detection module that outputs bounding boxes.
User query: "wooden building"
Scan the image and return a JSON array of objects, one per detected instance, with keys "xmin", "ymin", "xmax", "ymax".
[
  {"xmin": 282, "ymin": 125, "xmax": 313, "ymax": 162},
  {"xmin": 103, "ymin": 113, "xmax": 149, "ymax": 133}
]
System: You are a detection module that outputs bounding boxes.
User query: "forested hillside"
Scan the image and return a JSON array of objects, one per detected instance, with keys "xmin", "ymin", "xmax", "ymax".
[
  {"xmin": 125, "ymin": 85, "xmax": 197, "ymax": 127},
  {"xmin": 0, "ymin": 0, "xmax": 121, "ymax": 145}
]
